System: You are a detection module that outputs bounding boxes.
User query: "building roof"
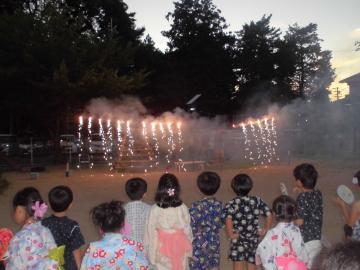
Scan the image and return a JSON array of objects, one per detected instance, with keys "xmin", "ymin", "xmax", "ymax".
[{"xmin": 339, "ymin": 72, "xmax": 360, "ymax": 84}]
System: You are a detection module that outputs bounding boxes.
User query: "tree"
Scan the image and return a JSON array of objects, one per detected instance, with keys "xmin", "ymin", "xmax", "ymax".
[
  {"xmin": 0, "ymin": 0, "xmax": 150, "ymax": 136},
  {"xmin": 162, "ymin": 0, "xmax": 236, "ymax": 115},
  {"xmin": 284, "ymin": 23, "xmax": 335, "ymax": 99},
  {"xmin": 234, "ymin": 15, "xmax": 296, "ymax": 107},
  {"xmin": 356, "ymin": 41, "xmax": 360, "ymax": 51}
]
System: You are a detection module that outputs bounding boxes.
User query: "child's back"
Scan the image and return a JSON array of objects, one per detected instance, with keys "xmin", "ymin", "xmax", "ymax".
[
  {"xmin": 124, "ymin": 200, "xmax": 150, "ymax": 242},
  {"xmin": 190, "ymin": 172, "xmax": 223, "ymax": 270},
  {"xmin": 124, "ymin": 178, "xmax": 151, "ymax": 243},
  {"xmin": 42, "ymin": 186, "xmax": 85, "ymax": 270},
  {"xmin": 256, "ymin": 195, "xmax": 309, "ymax": 270},
  {"xmin": 293, "ymin": 164, "xmax": 323, "ymax": 269},
  {"xmin": 296, "ymin": 189, "xmax": 323, "ymax": 243},
  {"xmin": 223, "ymin": 174, "xmax": 272, "ymax": 269},
  {"xmin": 190, "ymin": 197, "xmax": 222, "ymax": 269},
  {"xmin": 144, "ymin": 174, "xmax": 192, "ymax": 270},
  {"xmin": 223, "ymin": 195, "xmax": 271, "ymax": 249}
]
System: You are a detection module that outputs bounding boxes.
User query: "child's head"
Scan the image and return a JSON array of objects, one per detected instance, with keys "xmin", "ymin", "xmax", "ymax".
[
  {"xmin": 293, "ymin": 163, "xmax": 318, "ymax": 189},
  {"xmin": 48, "ymin": 185, "xmax": 73, "ymax": 213},
  {"xmin": 155, "ymin": 173, "xmax": 182, "ymax": 208},
  {"xmin": 320, "ymin": 241, "xmax": 360, "ymax": 270},
  {"xmin": 272, "ymin": 195, "xmax": 297, "ymax": 222},
  {"xmin": 197, "ymin": 171, "xmax": 221, "ymax": 196},
  {"xmin": 231, "ymin": 174, "xmax": 253, "ymax": 196},
  {"xmin": 91, "ymin": 201, "xmax": 125, "ymax": 233},
  {"xmin": 12, "ymin": 187, "xmax": 46, "ymax": 224},
  {"xmin": 125, "ymin": 178, "xmax": 147, "ymax": 201}
]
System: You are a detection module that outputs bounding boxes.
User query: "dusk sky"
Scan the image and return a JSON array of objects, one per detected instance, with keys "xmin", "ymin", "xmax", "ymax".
[{"xmin": 126, "ymin": 0, "xmax": 360, "ymax": 100}]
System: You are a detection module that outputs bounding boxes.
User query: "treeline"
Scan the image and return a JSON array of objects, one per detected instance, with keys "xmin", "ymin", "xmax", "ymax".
[{"xmin": 0, "ymin": 0, "xmax": 334, "ymax": 136}]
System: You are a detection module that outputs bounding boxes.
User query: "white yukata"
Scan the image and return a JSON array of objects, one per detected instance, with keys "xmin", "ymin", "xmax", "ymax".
[
  {"xmin": 256, "ymin": 222, "xmax": 309, "ymax": 270},
  {"xmin": 144, "ymin": 203, "xmax": 193, "ymax": 270}
]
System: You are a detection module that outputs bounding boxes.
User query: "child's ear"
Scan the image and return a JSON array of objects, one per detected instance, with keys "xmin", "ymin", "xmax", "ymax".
[
  {"xmin": 69, "ymin": 202, "xmax": 73, "ymax": 209},
  {"xmin": 142, "ymin": 192, "xmax": 147, "ymax": 199}
]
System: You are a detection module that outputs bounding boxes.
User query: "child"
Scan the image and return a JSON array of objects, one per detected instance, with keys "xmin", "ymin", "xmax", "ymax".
[
  {"xmin": 334, "ymin": 170, "xmax": 360, "ymax": 241},
  {"xmin": 256, "ymin": 195, "xmax": 309, "ymax": 270},
  {"xmin": 144, "ymin": 173, "xmax": 192, "ymax": 270},
  {"xmin": 124, "ymin": 178, "xmax": 151, "ymax": 243},
  {"xmin": 6, "ymin": 187, "xmax": 59, "ymax": 269},
  {"xmin": 42, "ymin": 185, "xmax": 85, "ymax": 270},
  {"xmin": 80, "ymin": 200, "xmax": 149, "ymax": 270},
  {"xmin": 189, "ymin": 171, "xmax": 223, "ymax": 270},
  {"xmin": 222, "ymin": 174, "xmax": 272, "ymax": 270},
  {"xmin": 293, "ymin": 163, "xmax": 323, "ymax": 269},
  {"xmin": 0, "ymin": 228, "xmax": 13, "ymax": 270},
  {"xmin": 320, "ymin": 241, "xmax": 360, "ymax": 270}
]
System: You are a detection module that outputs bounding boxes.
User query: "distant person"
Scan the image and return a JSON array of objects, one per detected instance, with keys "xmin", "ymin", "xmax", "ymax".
[
  {"xmin": 189, "ymin": 172, "xmax": 223, "ymax": 270},
  {"xmin": 320, "ymin": 241, "xmax": 360, "ymax": 270},
  {"xmin": 333, "ymin": 170, "xmax": 360, "ymax": 241},
  {"xmin": 256, "ymin": 195, "xmax": 309, "ymax": 270},
  {"xmin": 42, "ymin": 186, "xmax": 85, "ymax": 270},
  {"xmin": 144, "ymin": 173, "xmax": 192, "ymax": 270},
  {"xmin": 293, "ymin": 163, "xmax": 323, "ymax": 269},
  {"xmin": 124, "ymin": 177, "xmax": 151, "ymax": 243},
  {"xmin": 80, "ymin": 201, "xmax": 149, "ymax": 270},
  {"xmin": 222, "ymin": 174, "xmax": 272, "ymax": 270},
  {"xmin": 6, "ymin": 187, "xmax": 59, "ymax": 269}
]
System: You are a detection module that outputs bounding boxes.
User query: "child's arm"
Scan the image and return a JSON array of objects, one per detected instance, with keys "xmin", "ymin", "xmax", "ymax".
[
  {"xmin": 225, "ymin": 218, "xmax": 238, "ymax": 239},
  {"xmin": 73, "ymin": 249, "xmax": 82, "ymax": 270},
  {"xmin": 348, "ymin": 201, "xmax": 360, "ymax": 226},
  {"xmin": 333, "ymin": 196, "xmax": 351, "ymax": 222}
]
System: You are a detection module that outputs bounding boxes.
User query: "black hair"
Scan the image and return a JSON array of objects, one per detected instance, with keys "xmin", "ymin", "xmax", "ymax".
[
  {"xmin": 155, "ymin": 173, "xmax": 182, "ymax": 208},
  {"xmin": 197, "ymin": 171, "xmax": 221, "ymax": 196},
  {"xmin": 125, "ymin": 178, "xmax": 148, "ymax": 200},
  {"xmin": 320, "ymin": 241, "xmax": 360, "ymax": 270},
  {"xmin": 231, "ymin": 174, "xmax": 253, "ymax": 196},
  {"xmin": 48, "ymin": 185, "xmax": 73, "ymax": 212},
  {"xmin": 12, "ymin": 187, "xmax": 44, "ymax": 218},
  {"xmin": 354, "ymin": 170, "xmax": 360, "ymax": 186},
  {"xmin": 293, "ymin": 163, "xmax": 318, "ymax": 189},
  {"xmin": 272, "ymin": 195, "xmax": 297, "ymax": 222},
  {"xmin": 90, "ymin": 201, "xmax": 125, "ymax": 233}
]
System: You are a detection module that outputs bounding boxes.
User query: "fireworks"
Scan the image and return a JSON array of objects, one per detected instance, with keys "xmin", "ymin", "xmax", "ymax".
[
  {"xmin": 75, "ymin": 115, "xmax": 278, "ymax": 172},
  {"xmin": 233, "ymin": 116, "xmax": 279, "ymax": 166}
]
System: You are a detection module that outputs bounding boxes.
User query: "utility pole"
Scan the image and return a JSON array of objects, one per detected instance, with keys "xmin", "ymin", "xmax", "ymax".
[{"xmin": 336, "ymin": 87, "xmax": 340, "ymax": 101}]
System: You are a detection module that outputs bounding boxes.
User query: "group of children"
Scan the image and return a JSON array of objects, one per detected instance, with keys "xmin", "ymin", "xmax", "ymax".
[{"xmin": 1, "ymin": 163, "xmax": 360, "ymax": 270}]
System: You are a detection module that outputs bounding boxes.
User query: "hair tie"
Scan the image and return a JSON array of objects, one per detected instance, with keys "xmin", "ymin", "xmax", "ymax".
[
  {"xmin": 32, "ymin": 201, "xmax": 48, "ymax": 219},
  {"xmin": 167, "ymin": 188, "xmax": 175, "ymax": 197}
]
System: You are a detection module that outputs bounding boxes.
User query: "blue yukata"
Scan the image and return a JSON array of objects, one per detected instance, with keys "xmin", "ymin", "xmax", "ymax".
[
  {"xmin": 80, "ymin": 233, "xmax": 149, "ymax": 270},
  {"xmin": 189, "ymin": 197, "xmax": 223, "ymax": 270}
]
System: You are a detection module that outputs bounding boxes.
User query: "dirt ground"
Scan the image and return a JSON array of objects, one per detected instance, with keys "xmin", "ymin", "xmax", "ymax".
[{"xmin": 1, "ymin": 160, "xmax": 359, "ymax": 269}]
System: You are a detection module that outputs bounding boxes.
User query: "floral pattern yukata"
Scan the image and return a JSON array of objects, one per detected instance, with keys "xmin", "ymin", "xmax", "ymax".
[
  {"xmin": 6, "ymin": 222, "xmax": 59, "ymax": 270},
  {"xmin": 222, "ymin": 196, "xmax": 271, "ymax": 263},
  {"xmin": 256, "ymin": 222, "xmax": 309, "ymax": 270},
  {"xmin": 189, "ymin": 197, "xmax": 223, "ymax": 270},
  {"xmin": 80, "ymin": 233, "xmax": 149, "ymax": 270}
]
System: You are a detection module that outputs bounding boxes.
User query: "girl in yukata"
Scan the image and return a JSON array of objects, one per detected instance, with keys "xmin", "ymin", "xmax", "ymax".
[
  {"xmin": 6, "ymin": 187, "xmax": 59, "ymax": 270},
  {"xmin": 256, "ymin": 195, "xmax": 309, "ymax": 270},
  {"xmin": 144, "ymin": 173, "xmax": 193, "ymax": 270},
  {"xmin": 80, "ymin": 200, "xmax": 149, "ymax": 270},
  {"xmin": 189, "ymin": 172, "xmax": 223, "ymax": 270}
]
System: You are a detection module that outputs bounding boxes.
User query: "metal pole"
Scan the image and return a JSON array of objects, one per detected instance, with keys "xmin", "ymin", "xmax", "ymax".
[{"xmin": 30, "ymin": 137, "xmax": 33, "ymax": 166}]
